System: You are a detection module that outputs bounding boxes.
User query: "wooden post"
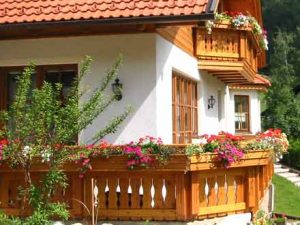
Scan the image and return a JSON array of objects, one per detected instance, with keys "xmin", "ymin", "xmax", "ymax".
[
  {"xmin": 176, "ymin": 172, "xmax": 191, "ymax": 221},
  {"xmin": 191, "ymin": 172, "xmax": 200, "ymax": 217},
  {"xmin": 91, "ymin": 178, "xmax": 95, "ymax": 225},
  {"xmin": 246, "ymin": 167, "xmax": 258, "ymax": 214}
]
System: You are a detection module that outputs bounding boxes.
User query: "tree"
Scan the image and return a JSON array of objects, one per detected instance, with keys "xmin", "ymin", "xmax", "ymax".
[
  {"xmin": 0, "ymin": 55, "xmax": 130, "ymax": 224},
  {"xmin": 262, "ymin": 31, "xmax": 300, "ymax": 138}
]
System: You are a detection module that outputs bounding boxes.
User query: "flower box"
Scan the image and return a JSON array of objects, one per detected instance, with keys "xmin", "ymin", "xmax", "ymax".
[{"xmin": 189, "ymin": 150, "xmax": 272, "ymax": 171}]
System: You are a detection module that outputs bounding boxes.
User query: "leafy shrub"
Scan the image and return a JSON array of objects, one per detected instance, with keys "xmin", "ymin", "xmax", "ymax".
[
  {"xmin": 281, "ymin": 139, "xmax": 300, "ymax": 170},
  {"xmin": 186, "ymin": 144, "xmax": 204, "ymax": 156}
]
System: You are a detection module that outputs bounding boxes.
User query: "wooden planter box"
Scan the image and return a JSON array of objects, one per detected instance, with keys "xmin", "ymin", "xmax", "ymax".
[{"xmin": 189, "ymin": 150, "xmax": 273, "ymax": 171}]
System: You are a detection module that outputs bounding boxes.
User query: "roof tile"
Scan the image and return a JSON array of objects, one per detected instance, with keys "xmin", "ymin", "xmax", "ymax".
[{"xmin": 0, "ymin": 0, "xmax": 210, "ymax": 24}]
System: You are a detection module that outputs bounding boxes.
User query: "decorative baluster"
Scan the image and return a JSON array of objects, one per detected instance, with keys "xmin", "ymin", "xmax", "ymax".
[
  {"xmin": 150, "ymin": 179, "xmax": 155, "ymax": 208},
  {"xmin": 139, "ymin": 178, "xmax": 144, "ymax": 195},
  {"xmin": 116, "ymin": 178, "xmax": 121, "ymax": 193},
  {"xmin": 162, "ymin": 179, "xmax": 167, "ymax": 203},
  {"xmin": 93, "ymin": 182, "xmax": 99, "ymax": 208},
  {"xmin": 214, "ymin": 177, "xmax": 219, "ymax": 205},
  {"xmin": 224, "ymin": 174, "xmax": 228, "ymax": 204},
  {"xmin": 233, "ymin": 178, "xmax": 237, "ymax": 203},
  {"xmin": 116, "ymin": 178, "xmax": 121, "ymax": 208},
  {"xmin": 204, "ymin": 177, "xmax": 209, "ymax": 206},
  {"xmin": 139, "ymin": 178, "xmax": 144, "ymax": 208},
  {"xmin": 128, "ymin": 178, "xmax": 132, "ymax": 208},
  {"xmin": 105, "ymin": 179, "xmax": 109, "ymax": 193},
  {"xmin": 105, "ymin": 179, "xmax": 109, "ymax": 208}
]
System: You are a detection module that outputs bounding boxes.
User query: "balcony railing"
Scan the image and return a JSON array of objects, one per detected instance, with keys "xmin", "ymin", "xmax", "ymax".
[
  {"xmin": 196, "ymin": 22, "xmax": 261, "ymax": 84},
  {"xmin": 0, "ymin": 146, "xmax": 274, "ymax": 221}
]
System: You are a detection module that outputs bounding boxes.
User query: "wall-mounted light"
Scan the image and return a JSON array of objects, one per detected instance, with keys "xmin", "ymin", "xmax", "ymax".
[
  {"xmin": 208, "ymin": 95, "xmax": 216, "ymax": 109},
  {"xmin": 112, "ymin": 78, "xmax": 123, "ymax": 101}
]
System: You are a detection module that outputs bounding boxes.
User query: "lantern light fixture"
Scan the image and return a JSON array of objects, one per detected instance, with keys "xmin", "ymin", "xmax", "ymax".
[
  {"xmin": 112, "ymin": 78, "xmax": 123, "ymax": 101},
  {"xmin": 208, "ymin": 95, "xmax": 216, "ymax": 109}
]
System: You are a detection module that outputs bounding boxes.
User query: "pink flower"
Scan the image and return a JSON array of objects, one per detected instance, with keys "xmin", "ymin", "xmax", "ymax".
[
  {"xmin": 82, "ymin": 158, "xmax": 90, "ymax": 166},
  {"xmin": 127, "ymin": 159, "xmax": 137, "ymax": 168},
  {"xmin": 140, "ymin": 156, "xmax": 153, "ymax": 164},
  {"xmin": 86, "ymin": 144, "xmax": 94, "ymax": 150}
]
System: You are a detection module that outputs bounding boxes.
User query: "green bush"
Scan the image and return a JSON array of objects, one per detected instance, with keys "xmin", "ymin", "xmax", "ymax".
[{"xmin": 281, "ymin": 139, "xmax": 300, "ymax": 170}]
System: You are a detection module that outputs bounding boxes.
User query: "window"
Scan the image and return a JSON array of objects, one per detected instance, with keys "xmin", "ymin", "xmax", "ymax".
[
  {"xmin": 0, "ymin": 65, "xmax": 77, "ymax": 111},
  {"xmin": 0, "ymin": 64, "xmax": 78, "ymax": 142},
  {"xmin": 234, "ymin": 95, "xmax": 250, "ymax": 132},
  {"xmin": 172, "ymin": 73, "xmax": 198, "ymax": 144}
]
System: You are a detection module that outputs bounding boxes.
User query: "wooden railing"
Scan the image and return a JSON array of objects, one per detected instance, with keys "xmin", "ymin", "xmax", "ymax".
[
  {"xmin": 0, "ymin": 150, "xmax": 273, "ymax": 221},
  {"xmin": 195, "ymin": 22, "xmax": 261, "ymax": 83}
]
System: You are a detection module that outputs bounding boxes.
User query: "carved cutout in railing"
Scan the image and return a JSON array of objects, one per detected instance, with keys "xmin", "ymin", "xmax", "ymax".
[
  {"xmin": 192, "ymin": 170, "xmax": 247, "ymax": 218},
  {"xmin": 83, "ymin": 172, "xmax": 179, "ymax": 220}
]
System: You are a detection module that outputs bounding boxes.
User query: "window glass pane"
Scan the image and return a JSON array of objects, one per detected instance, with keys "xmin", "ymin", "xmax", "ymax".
[
  {"xmin": 234, "ymin": 95, "xmax": 249, "ymax": 132},
  {"xmin": 45, "ymin": 69, "xmax": 76, "ymax": 101},
  {"xmin": 184, "ymin": 81, "xmax": 187, "ymax": 105},
  {"xmin": 176, "ymin": 78, "xmax": 180, "ymax": 104},
  {"xmin": 45, "ymin": 71, "xmax": 59, "ymax": 85},
  {"xmin": 172, "ymin": 74, "xmax": 198, "ymax": 144},
  {"xmin": 177, "ymin": 106, "xmax": 180, "ymax": 131}
]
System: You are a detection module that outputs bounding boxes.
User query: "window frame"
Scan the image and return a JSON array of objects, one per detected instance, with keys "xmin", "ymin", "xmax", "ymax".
[
  {"xmin": 234, "ymin": 95, "xmax": 250, "ymax": 133},
  {"xmin": 172, "ymin": 72, "xmax": 198, "ymax": 144},
  {"xmin": 0, "ymin": 64, "xmax": 78, "ymax": 110}
]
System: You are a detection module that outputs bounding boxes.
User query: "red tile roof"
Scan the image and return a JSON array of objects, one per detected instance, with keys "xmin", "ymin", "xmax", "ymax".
[
  {"xmin": 0, "ymin": 0, "xmax": 211, "ymax": 24},
  {"xmin": 254, "ymin": 74, "xmax": 271, "ymax": 87}
]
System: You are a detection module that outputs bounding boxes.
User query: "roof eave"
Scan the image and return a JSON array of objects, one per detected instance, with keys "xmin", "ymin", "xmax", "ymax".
[{"xmin": 0, "ymin": 13, "xmax": 216, "ymax": 29}]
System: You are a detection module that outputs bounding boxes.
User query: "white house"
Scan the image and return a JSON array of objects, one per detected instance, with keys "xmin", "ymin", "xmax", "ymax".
[{"xmin": 0, "ymin": 0, "xmax": 270, "ymax": 144}]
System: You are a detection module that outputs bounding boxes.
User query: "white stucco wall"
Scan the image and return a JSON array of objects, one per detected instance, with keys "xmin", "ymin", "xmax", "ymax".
[
  {"xmin": 0, "ymin": 33, "xmax": 263, "ymax": 144},
  {"xmin": 228, "ymin": 89, "xmax": 262, "ymax": 134},
  {"xmin": 198, "ymin": 72, "xmax": 227, "ymax": 135},
  {"xmin": 155, "ymin": 35, "xmax": 200, "ymax": 143},
  {"xmin": 0, "ymin": 34, "xmax": 158, "ymax": 144},
  {"xmin": 155, "ymin": 36, "xmax": 229, "ymax": 141}
]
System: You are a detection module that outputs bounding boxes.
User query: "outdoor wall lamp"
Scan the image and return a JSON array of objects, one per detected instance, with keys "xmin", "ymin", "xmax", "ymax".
[
  {"xmin": 112, "ymin": 78, "xmax": 123, "ymax": 101},
  {"xmin": 208, "ymin": 95, "xmax": 216, "ymax": 109}
]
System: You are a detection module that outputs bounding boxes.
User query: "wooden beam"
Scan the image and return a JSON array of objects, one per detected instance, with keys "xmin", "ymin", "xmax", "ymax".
[
  {"xmin": 213, "ymin": 74, "xmax": 243, "ymax": 78},
  {"xmin": 208, "ymin": 71, "xmax": 240, "ymax": 75}
]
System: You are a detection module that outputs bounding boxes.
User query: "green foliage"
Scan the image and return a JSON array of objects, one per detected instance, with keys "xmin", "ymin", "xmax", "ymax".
[
  {"xmin": 262, "ymin": 31, "xmax": 300, "ymax": 138},
  {"xmin": 261, "ymin": 1, "xmax": 300, "ymax": 142},
  {"xmin": 0, "ymin": 211, "xmax": 21, "ymax": 225},
  {"xmin": 253, "ymin": 210, "xmax": 274, "ymax": 225},
  {"xmin": 185, "ymin": 144, "xmax": 204, "ymax": 156},
  {"xmin": 0, "ymin": 55, "xmax": 130, "ymax": 223},
  {"xmin": 281, "ymin": 139, "xmax": 300, "ymax": 170}
]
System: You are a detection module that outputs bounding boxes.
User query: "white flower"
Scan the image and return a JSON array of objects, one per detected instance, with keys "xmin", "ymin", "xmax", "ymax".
[
  {"xmin": 23, "ymin": 145, "xmax": 32, "ymax": 157},
  {"xmin": 41, "ymin": 149, "xmax": 51, "ymax": 162},
  {"xmin": 192, "ymin": 137, "xmax": 208, "ymax": 145},
  {"xmin": 232, "ymin": 15, "xmax": 249, "ymax": 28},
  {"xmin": 206, "ymin": 20, "xmax": 214, "ymax": 34}
]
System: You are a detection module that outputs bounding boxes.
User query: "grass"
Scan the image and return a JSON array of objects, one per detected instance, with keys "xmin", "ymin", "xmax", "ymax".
[{"xmin": 272, "ymin": 174, "xmax": 300, "ymax": 216}]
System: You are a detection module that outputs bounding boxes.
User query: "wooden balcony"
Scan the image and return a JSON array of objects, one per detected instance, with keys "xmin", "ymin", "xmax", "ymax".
[
  {"xmin": 0, "ymin": 146, "xmax": 274, "ymax": 221},
  {"xmin": 195, "ymin": 22, "xmax": 261, "ymax": 84}
]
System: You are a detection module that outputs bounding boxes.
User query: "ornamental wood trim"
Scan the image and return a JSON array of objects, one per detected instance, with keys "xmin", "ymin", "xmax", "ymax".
[{"xmin": 196, "ymin": 24, "xmax": 260, "ymax": 84}]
